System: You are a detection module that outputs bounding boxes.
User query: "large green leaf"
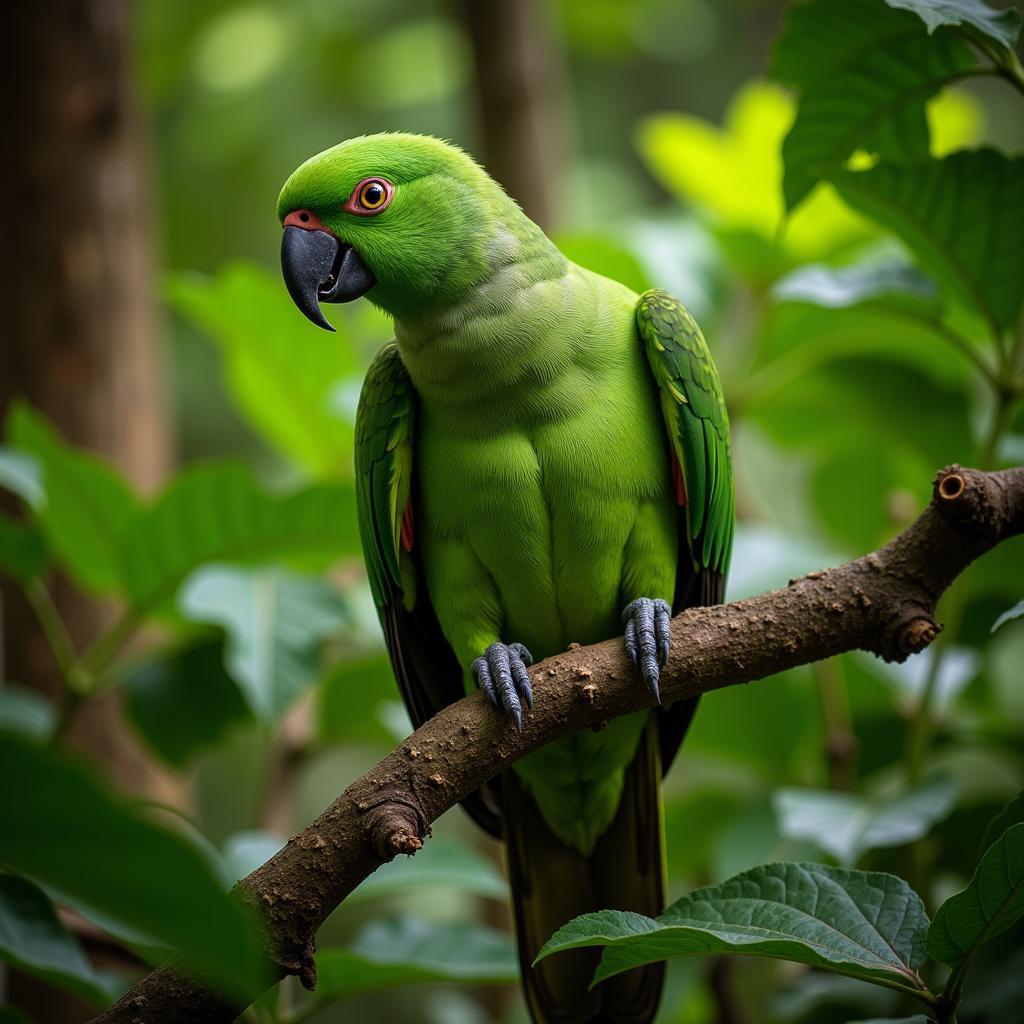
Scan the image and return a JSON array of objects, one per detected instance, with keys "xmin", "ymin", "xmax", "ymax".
[
  {"xmin": 0, "ymin": 732, "xmax": 263, "ymax": 995},
  {"xmin": 167, "ymin": 263, "xmax": 362, "ymax": 477},
  {"xmin": 315, "ymin": 917, "xmax": 517, "ymax": 997},
  {"xmin": 927, "ymin": 822, "xmax": 1024, "ymax": 964},
  {"xmin": 537, "ymin": 863, "xmax": 930, "ymax": 993},
  {"xmin": 0, "ymin": 872, "xmax": 112, "ymax": 1006},
  {"xmin": 887, "ymin": 0, "xmax": 1022, "ymax": 51},
  {"xmin": 179, "ymin": 565, "xmax": 345, "ymax": 721},
  {"xmin": 118, "ymin": 462, "xmax": 359, "ymax": 613},
  {"xmin": 317, "ymin": 651, "xmax": 397, "ymax": 746},
  {"xmin": 829, "ymin": 150, "xmax": 1024, "ymax": 333},
  {"xmin": 774, "ymin": 776, "xmax": 958, "ymax": 866},
  {"xmin": 6, "ymin": 404, "xmax": 141, "ymax": 594},
  {"xmin": 782, "ymin": 21, "xmax": 972, "ymax": 207},
  {"xmin": 125, "ymin": 639, "xmax": 250, "ymax": 765}
]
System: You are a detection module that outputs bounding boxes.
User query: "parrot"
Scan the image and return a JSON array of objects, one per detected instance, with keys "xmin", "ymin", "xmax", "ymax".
[{"xmin": 277, "ymin": 133, "xmax": 733, "ymax": 1024}]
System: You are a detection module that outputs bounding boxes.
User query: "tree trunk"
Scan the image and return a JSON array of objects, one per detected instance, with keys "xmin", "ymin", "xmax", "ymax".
[{"xmin": 0, "ymin": 2, "xmax": 175, "ymax": 1019}]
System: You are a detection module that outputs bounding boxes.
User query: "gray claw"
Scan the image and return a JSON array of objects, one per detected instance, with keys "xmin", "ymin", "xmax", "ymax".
[
  {"xmin": 622, "ymin": 597, "xmax": 671, "ymax": 704},
  {"xmin": 472, "ymin": 641, "xmax": 534, "ymax": 732}
]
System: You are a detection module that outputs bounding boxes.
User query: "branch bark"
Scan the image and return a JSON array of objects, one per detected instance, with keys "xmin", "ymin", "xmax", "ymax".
[{"xmin": 92, "ymin": 464, "xmax": 1024, "ymax": 1024}]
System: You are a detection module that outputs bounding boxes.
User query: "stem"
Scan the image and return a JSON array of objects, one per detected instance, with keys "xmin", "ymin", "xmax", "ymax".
[
  {"xmin": 814, "ymin": 658, "xmax": 858, "ymax": 791},
  {"xmin": 24, "ymin": 579, "xmax": 81, "ymax": 690},
  {"xmin": 77, "ymin": 609, "xmax": 141, "ymax": 684}
]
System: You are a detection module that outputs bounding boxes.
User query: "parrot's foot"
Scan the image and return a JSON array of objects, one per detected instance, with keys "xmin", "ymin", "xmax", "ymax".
[
  {"xmin": 473, "ymin": 642, "xmax": 534, "ymax": 733},
  {"xmin": 622, "ymin": 597, "xmax": 671, "ymax": 705}
]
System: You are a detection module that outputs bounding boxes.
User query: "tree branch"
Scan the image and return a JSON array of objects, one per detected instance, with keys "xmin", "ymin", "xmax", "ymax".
[{"xmin": 91, "ymin": 465, "xmax": 1024, "ymax": 1024}]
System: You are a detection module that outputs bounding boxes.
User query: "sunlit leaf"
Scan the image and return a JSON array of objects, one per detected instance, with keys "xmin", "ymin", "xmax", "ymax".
[
  {"xmin": 927, "ymin": 822, "xmax": 1024, "ymax": 965},
  {"xmin": 315, "ymin": 917, "xmax": 517, "ymax": 997},
  {"xmin": 0, "ymin": 447, "xmax": 44, "ymax": 509},
  {"xmin": 125, "ymin": 639, "xmax": 251, "ymax": 765},
  {"xmin": 991, "ymin": 599, "xmax": 1024, "ymax": 633},
  {"xmin": 829, "ymin": 150, "xmax": 1024, "ymax": 333},
  {"xmin": 180, "ymin": 565, "xmax": 345, "ymax": 721},
  {"xmin": 864, "ymin": 646, "xmax": 979, "ymax": 710},
  {"xmin": 774, "ymin": 259, "xmax": 939, "ymax": 314},
  {"xmin": 0, "ymin": 872, "xmax": 112, "ymax": 1006},
  {"xmin": 537, "ymin": 863, "xmax": 930, "ymax": 991},
  {"xmin": 5, "ymin": 404, "xmax": 141, "ymax": 594},
  {"xmin": 773, "ymin": 775, "xmax": 958, "ymax": 865},
  {"xmin": 168, "ymin": 263, "xmax": 362, "ymax": 477},
  {"xmin": 886, "ymin": 0, "xmax": 1022, "ymax": 51},
  {"xmin": 118, "ymin": 462, "xmax": 359, "ymax": 614},
  {"xmin": 0, "ymin": 732, "xmax": 264, "ymax": 996}
]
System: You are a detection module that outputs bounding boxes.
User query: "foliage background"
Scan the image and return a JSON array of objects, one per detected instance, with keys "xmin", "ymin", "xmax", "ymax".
[{"xmin": 1, "ymin": 1, "xmax": 1023, "ymax": 1022}]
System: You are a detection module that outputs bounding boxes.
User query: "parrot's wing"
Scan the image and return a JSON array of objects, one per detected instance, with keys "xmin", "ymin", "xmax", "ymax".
[
  {"xmin": 355, "ymin": 341, "xmax": 502, "ymax": 835},
  {"xmin": 636, "ymin": 289, "xmax": 734, "ymax": 772}
]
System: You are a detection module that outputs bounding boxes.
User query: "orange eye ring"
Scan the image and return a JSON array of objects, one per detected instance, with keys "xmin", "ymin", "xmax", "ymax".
[{"xmin": 344, "ymin": 177, "xmax": 394, "ymax": 216}]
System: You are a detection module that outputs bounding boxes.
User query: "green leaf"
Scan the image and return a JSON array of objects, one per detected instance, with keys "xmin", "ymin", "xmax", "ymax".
[
  {"xmin": 537, "ymin": 862, "xmax": 930, "ymax": 993},
  {"xmin": 318, "ymin": 651, "xmax": 398, "ymax": 746},
  {"xmin": 774, "ymin": 259, "xmax": 939, "ymax": 314},
  {"xmin": 0, "ymin": 872, "xmax": 112, "ymax": 1006},
  {"xmin": 886, "ymin": 0, "xmax": 1022, "ymax": 51},
  {"xmin": 0, "ymin": 447, "xmax": 44, "ymax": 508},
  {"xmin": 783, "ymin": 29, "xmax": 972, "ymax": 208},
  {"xmin": 118, "ymin": 462, "xmax": 359, "ymax": 613},
  {"xmin": 179, "ymin": 565, "xmax": 345, "ymax": 721},
  {"xmin": 124, "ymin": 639, "xmax": 250, "ymax": 765},
  {"xmin": 0, "ymin": 732, "xmax": 264, "ymax": 996},
  {"xmin": 927, "ymin": 822, "xmax": 1024, "ymax": 964},
  {"xmin": 774, "ymin": 776, "xmax": 958, "ymax": 865},
  {"xmin": 992, "ymin": 599, "xmax": 1024, "ymax": 633},
  {"xmin": 6, "ymin": 404, "xmax": 141, "ymax": 594},
  {"xmin": 848, "ymin": 1017, "xmax": 933, "ymax": 1023},
  {"xmin": 979, "ymin": 792, "xmax": 1024, "ymax": 856},
  {"xmin": 0, "ymin": 514, "xmax": 47, "ymax": 583},
  {"xmin": 167, "ymin": 263, "xmax": 361, "ymax": 477},
  {"xmin": 348, "ymin": 840, "xmax": 508, "ymax": 904},
  {"xmin": 0, "ymin": 686, "xmax": 55, "ymax": 741},
  {"xmin": 315, "ymin": 917, "xmax": 518, "ymax": 998},
  {"xmin": 829, "ymin": 150, "xmax": 1024, "ymax": 333}
]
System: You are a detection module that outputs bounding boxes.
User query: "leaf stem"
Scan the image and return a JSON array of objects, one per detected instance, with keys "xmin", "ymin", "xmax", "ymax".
[{"xmin": 24, "ymin": 579, "xmax": 82, "ymax": 690}]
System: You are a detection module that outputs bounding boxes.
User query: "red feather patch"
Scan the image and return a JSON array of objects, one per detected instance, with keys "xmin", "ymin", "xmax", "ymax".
[
  {"xmin": 401, "ymin": 502, "xmax": 415, "ymax": 552},
  {"xmin": 671, "ymin": 451, "xmax": 688, "ymax": 507}
]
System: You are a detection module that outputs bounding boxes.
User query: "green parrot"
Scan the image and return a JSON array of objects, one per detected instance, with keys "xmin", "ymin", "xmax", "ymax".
[{"xmin": 277, "ymin": 133, "xmax": 733, "ymax": 1024}]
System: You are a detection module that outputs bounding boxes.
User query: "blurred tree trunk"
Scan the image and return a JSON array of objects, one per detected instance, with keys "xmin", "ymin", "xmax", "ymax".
[
  {"xmin": 0, "ymin": 1, "xmax": 175, "ymax": 1019},
  {"xmin": 457, "ymin": 0, "xmax": 569, "ymax": 230}
]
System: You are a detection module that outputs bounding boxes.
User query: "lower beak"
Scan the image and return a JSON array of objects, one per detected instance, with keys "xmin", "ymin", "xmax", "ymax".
[{"xmin": 280, "ymin": 226, "xmax": 376, "ymax": 331}]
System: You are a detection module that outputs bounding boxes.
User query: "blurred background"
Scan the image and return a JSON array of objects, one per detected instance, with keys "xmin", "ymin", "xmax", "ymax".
[{"xmin": 2, "ymin": 1, "xmax": 1023, "ymax": 1023}]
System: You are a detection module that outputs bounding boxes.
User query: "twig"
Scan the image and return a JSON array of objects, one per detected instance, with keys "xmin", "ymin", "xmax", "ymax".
[{"xmin": 90, "ymin": 465, "xmax": 1024, "ymax": 1024}]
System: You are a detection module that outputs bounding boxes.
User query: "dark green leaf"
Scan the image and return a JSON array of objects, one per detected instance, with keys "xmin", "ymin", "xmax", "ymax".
[
  {"xmin": 0, "ymin": 872, "xmax": 111, "ymax": 1006},
  {"xmin": 537, "ymin": 863, "xmax": 929, "ymax": 992},
  {"xmin": 0, "ymin": 1007, "xmax": 33, "ymax": 1024},
  {"xmin": 0, "ymin": 732, "xmax": 264, "ymax": 996},
  {"xmin": 927, "ymin": 822, "xmax": 1024, "ymax": 965},
  {"xmin": 848, "ymin": 1017, "xmax": 932, "ymax": 1023},
  {"xmin": 0, "ymin": 686, "xmax": 55, "ymax": 741},
  {"xmin": 774, "ymin": 260, "xmax": 939, "ymax": 314},
  {"xmin": 348, "ymin": 840, "xmax": 507, "ymax": 903},
  {"xmin": 0, "ymin": 514, "xmax": 47, "ymax": 583},
  {"xmin": 167, "ymin": 264, "xmax": 361, "ymax": 477},
  {"xmin": 774, "ymin": 776, "xmax": 958, "ymax": 865},
  {"xmin": 979, "ymin": 792, "xmax": 1024, "ymax": 857},
  {"xmin": 315, "ymin": 917, "xmax": 517, "ymax": 997},
  {"xmin": 886, "ymin": 0, "xmax": 1022, "ymax": 51},
  {"xmin": 125, "ymin": 639, "xmax": 250, "ymax": 766},
  {"xmin": 6, "ymin": 403, "xmax": 141, "ymax": 594},
  {"xmin": 0, "ymin": 447, "xmax": 44, "ymax": 508},
  {"xmin": 118, "ymin": 462, "xmax": 359, "ymax": 614},
  {"xmin": 179, "ymin": 565, "xmax": 345, "ymax": 721},
  {"xmin": 829, "ymin": 151, "xmax": 1024, "ymax": 333},
  {"xmin": 992, "ymin": 599, "xmax": 1024, "ymax": 633}
]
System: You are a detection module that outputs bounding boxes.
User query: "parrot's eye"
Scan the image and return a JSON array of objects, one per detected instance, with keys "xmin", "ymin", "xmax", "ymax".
[{"xmin": 345, "ymin": 177, "xmax": 394, "ymax": 216}]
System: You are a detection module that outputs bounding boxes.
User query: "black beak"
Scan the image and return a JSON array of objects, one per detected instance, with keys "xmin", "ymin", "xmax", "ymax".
[{"xmin": 280, "ymin": 226, "xmax": 376, "ymax": 332}]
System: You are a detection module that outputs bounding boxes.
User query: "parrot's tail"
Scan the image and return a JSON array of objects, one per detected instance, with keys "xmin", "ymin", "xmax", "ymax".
[{"xmin": 502, "ymin": 718, "xmax": 665, "ymax": 1024}]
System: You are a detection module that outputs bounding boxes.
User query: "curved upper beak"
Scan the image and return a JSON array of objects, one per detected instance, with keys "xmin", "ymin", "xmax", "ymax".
[{"xmin": 280, "ymin": 216, "xmax": 376, "ymax": 331}]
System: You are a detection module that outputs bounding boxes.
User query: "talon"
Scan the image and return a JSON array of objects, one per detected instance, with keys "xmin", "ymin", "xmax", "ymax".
[
  {"xmin": 473, "ymin": 641, "xmax": 534, "ymax": 732},
  {"xmin": 622, "ymin": 597, "xmax": 672, "ymax": 705}
]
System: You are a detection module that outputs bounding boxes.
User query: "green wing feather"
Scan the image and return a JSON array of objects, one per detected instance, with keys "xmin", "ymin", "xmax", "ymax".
[
  {"xmin": 636, "ymin": 289, "xmax": 734, "ymax": 579},
  {"xmin": 354, "ymin": 341, "xmax": 501, "ymax": 835}
]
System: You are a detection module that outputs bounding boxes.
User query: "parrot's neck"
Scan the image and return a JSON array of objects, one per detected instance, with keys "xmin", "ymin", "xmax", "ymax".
[{"xmin": 394, "ymin": 223, "xmax": 623, "ymax": 430}]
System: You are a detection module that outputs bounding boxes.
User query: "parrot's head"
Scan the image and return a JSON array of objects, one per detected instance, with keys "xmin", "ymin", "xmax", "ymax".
[{"xmin": 277, "ymin": 132, "xmax": 525, "ymax": 328}]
